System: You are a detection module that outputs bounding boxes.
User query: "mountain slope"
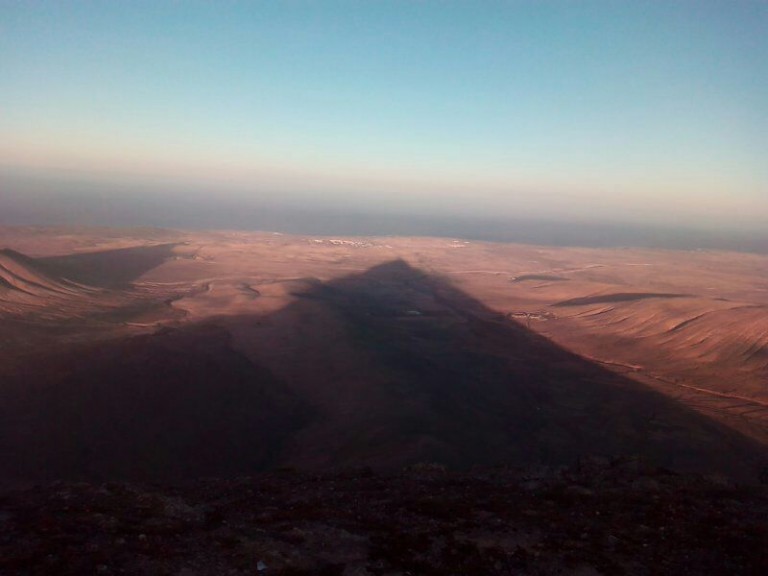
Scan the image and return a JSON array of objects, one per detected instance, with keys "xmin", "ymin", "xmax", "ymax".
[{"xmin": 0, "ymin": 248, "xmax": 92, "ymax": 296}]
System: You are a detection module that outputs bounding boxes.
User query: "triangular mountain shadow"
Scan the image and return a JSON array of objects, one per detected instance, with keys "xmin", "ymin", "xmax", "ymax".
[
  {"xmin": 37, "ymin": 243, "xmax": 180, "ymax": 288},
  {"xmin": 1, "ymin": 258, "xmax": 765, "ymax": 486},
  {"xmin": 240, "ymin": 259, "xmax": 765, "ymax": 476}
]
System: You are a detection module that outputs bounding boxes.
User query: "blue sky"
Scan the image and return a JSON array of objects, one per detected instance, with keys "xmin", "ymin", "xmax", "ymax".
[{"xmin": 1, "ymin": 1, "xmax": 766, "ymax": 230}]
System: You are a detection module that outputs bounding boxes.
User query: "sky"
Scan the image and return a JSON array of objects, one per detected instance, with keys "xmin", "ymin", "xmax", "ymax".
[{"xmin": 1, "ymin": 1, "xmax": 767, "ymax": 234}]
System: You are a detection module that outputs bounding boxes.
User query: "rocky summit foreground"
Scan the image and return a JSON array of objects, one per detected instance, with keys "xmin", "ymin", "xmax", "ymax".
[{"xmin": 2, "ymin": 459, "xmax": 766, "ymax": 576}]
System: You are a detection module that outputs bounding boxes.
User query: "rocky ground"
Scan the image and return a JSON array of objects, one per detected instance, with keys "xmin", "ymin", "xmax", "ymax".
[{"xmin": 1, "ymin": 457, "xmax": 766, "ymax": 576}]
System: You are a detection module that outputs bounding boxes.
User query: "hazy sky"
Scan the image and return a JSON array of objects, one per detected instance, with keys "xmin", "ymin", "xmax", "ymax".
[{"xmin": 2, "ymin": 1, "xmax": 766, "ymax": 231}]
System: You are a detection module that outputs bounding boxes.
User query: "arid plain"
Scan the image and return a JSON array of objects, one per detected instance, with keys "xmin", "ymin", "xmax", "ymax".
[{"xmin": 1, "ymin": 226, "xmax": 767, "ymax": 486}]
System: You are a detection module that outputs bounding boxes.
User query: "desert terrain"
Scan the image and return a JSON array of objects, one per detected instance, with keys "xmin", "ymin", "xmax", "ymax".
[{"xmin": 1, "ymin": 226, "xmax": 767, "ymax": 486}]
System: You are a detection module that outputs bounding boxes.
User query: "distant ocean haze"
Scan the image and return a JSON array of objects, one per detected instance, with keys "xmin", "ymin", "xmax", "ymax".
[{"xmin": 0, "ymin": 172, "xmax": 766, "ymax": 253}]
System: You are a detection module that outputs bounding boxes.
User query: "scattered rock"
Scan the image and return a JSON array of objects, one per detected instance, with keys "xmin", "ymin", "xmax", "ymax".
[{"xmin": 1, "ymin": 462, "xmax": 765, "ymax": 575}]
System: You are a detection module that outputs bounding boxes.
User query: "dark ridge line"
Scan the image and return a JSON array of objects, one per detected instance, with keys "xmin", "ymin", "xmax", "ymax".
[
  {"xmin": 512, "ymin": 274, "xmax": 569, "ymax": 283},
  {"xmin": 553, "ymin": 292, "xmax": 690, "ymax": 307}
]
